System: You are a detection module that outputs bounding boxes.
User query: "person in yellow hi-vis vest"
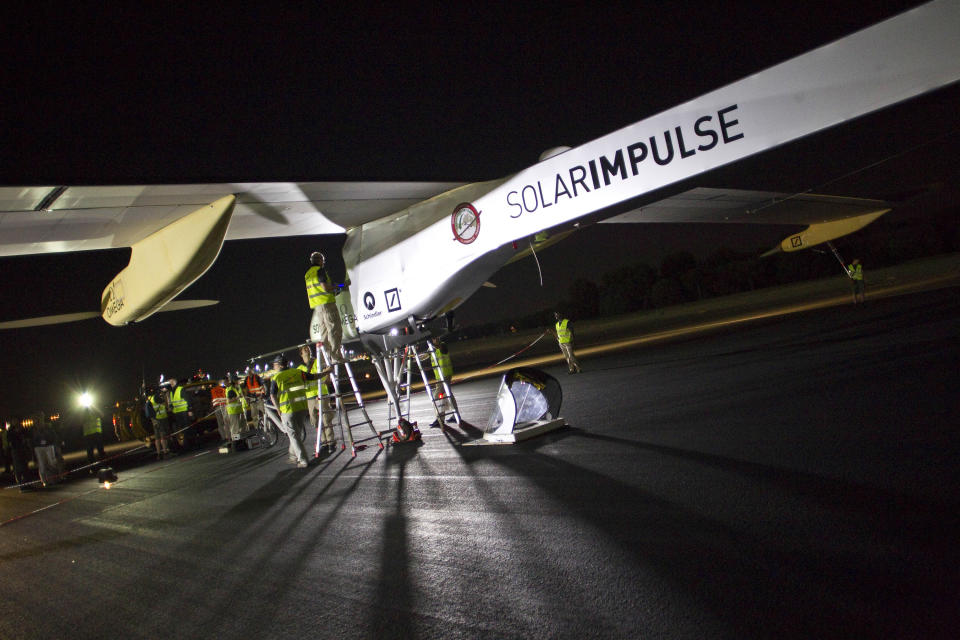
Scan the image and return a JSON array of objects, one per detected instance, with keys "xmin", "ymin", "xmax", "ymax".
[
  {"xmin": 82, "ymin": 408, "xmax": 105, "ymax": 463},
  {"xmin": 224, "ymin": 374, "xmax": 249, "ymax": 448},
  {"xmin": 167, "ymin": 377, "xmax": 197, "ymax": 450},
  {"xmin": 428, "ymin": 339, "xmax": 455, "ymax": 428},
  {"xmin": 269, "ymin": 355, "xmax": 329, "ymax": 466},
  {"xmin": 297, "ymin": 345, "xmax": 337, "ymax": 453},
  {"xmin": 847, "ymin": 257, "xmax": 865, "ymax": 304},
  {"xmin": 298, "ymin": 345, "xmax": 321, "ymax": 431},
  {"xmin": 305, "ymin": 252, "xmax": 350, "ymax": 362},
  {"xmin": 147, "ymin": 386, "xmax": 172, "ymax": 457},
  {"xmin": 553, "ymin": 311, "xmax": 582, "ymax": 374}
]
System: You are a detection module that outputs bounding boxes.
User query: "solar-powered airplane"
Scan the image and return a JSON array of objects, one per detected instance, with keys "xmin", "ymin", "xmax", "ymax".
[{"xmin": 2, "ymin": 2, "xmax": 958, "ymax": 356}]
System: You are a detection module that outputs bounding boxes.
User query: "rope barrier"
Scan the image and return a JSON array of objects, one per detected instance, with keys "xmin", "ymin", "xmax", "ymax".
[
  {"xmin": 2, "ymin": 409, "xmax": 217, "ymax": 492},
  {"xmin": 492, "ymin": 331, "xmax": 549, "ymax": 367}
]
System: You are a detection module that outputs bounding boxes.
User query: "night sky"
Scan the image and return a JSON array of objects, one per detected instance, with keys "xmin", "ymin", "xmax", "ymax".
[{"xmin": 2, "ymin": 2, "xmax": 957, "ymax": 418}]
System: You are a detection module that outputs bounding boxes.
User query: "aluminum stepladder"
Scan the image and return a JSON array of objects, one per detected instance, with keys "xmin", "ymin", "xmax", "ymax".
[
  {"xmin": 412, "ymin": 341, "xmax": 462, "ymax": 427},
  {"xmin": 315, "ymin": 343, "xmax": 382, "ymax": 457},
  {"xmin": 382, "ymin": 341, "xmax": 462, "ymax": 428}
]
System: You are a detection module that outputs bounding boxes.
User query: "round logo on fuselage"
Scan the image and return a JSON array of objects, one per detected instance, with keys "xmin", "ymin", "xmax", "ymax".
[
  {"xmin": 363, "ymin": 292, "xmax": 376, "ymax": 310},
  {"xmin": 451, "ymin": 202, "xmax": 481, "ymax": 244}
]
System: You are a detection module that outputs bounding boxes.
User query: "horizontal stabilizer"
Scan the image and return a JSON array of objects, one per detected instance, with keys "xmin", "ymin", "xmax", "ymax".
[
  {"xmin": 158, "ymin": 299, "xmax": 219, "ymax": 312},
  {"xmin": 0, "ymin": 311, "xmax": 100, "ymax": 330}
]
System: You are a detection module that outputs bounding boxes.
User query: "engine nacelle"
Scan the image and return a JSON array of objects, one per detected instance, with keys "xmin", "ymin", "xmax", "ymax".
[{"xmin": 101, "ymin": 195, "xmax": 236, "ymax": 325}]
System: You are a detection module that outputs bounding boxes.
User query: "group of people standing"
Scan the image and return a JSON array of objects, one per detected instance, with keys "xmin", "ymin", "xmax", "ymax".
[
  {"xmin": 143, "ymin": 378, "xmax": 197, "ymax": 457},
  {"xmin": 1, "ymin": 409, "xmax": 105, "ymax": 491},
  {"xmin": 2, "ymin": 417, "xmax": 63, "ymax": 491}
]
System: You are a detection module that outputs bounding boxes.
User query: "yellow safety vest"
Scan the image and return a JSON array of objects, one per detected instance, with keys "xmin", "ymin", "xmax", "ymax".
[
  {"xmin": 274, "ymin": 368, "xmax": 309, "ymax": 414},
  {"xmin": 82, "ymin": 414, "xmax": 102, "ymax": 436},
  {"xmin": 300, "ymin": 359, "xmax": 330, "ymax": 397},
  {"xmin": 170, "ymin": 386, "xmax": 189, "ymax": 413},
  {"xmin": 556, "ymin": 319, "xmax": 573, "ymax": 344},
  {"xmin": 226, "ymin": 385, "xmax": 246, "ymax": 416},
  {"xmin": 431, "ymin": 349, "xmax": 453, "ymax": 380},
  {"xmin": 847, "ymin": 264, "xmax": 863, "ymax": 281},
  {"xmin": 305, "ymin": 266, "xmax": 335, "ymax": 308},
  {"xmin": 149, "ymin": 395, "xmax": 167, "ymax": 420}
]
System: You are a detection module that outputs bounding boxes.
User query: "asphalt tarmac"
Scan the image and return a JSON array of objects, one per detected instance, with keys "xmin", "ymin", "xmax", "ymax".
[{"xmin": 1, "ymin": 286, "xmax": 958, "ymax": 639}]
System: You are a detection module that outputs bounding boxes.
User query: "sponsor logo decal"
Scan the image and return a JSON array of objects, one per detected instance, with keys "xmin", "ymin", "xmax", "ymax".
[
  {"xmin": 451, "ymin": 202, "xmax": 481, "ymax": 244},
  {"xmin": 339, "ymin": 303, "xmax": 356, "ymax": 327},
  {"xmin": 363, "ymin": 291, "xmax": 376, "ymax": 310},
  {"xmin": 505, "ymin": 104, "xmax": 745, "ymax": 219},
  {"xmin": 385, "ymin": 288, "xmax": 401, "ymax": 312},
  {"xmin": 791, "ymin": 236, "xmax": 803, "ymax": 248},
  {"xmin": 102, "ymin": 278, "xmax": 125, "ymax": 319}
]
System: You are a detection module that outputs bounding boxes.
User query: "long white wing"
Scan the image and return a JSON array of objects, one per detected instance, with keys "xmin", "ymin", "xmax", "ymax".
[
  {"xmin": 600, "ymin": 188, "xmax": 889, "ymax": 225},
  {"xmin": 0, "ymin": 181, "xmax": 464, "ymax": 257}
]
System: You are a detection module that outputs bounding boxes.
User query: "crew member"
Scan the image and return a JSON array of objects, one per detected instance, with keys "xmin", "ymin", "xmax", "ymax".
[
  {"xmin": 7, "ymin": 421, "xmax": 33, "ymax": 491},
  {"xmin": 168, "ymin": 378, "xmax": 197, "ymax": 450},
  {"xmin": 553, "ymin": 311, "xmax": 582, "ymax": 374},
  {"xmin": 847, "ymin": 258, "xmax": 865, "ymax": 304},
  {"xmin": 428, "ymin": 339, "xmax": 456, "ymax": 427},
  {"xmin": 210, "ymin": 379, "xmax": 229, "ymax": 443},
  {"xmin": 244, "ymin": 367, "xmax": 266, "ymax": 428},
  {"xmin": 224, "ymin": 375, "xmax": 248, "ymax": 448},
  {"xmin": 305, "ymin": 251, "xmax": 349, "ymax": 362},
  {"xmin": 82, "ymin": 408, "xmax": 105, "ymax": 463},
  {"xmin": 31, "ymin": 413, "xmax": 59, "ymax": 487},
  {"xmin": 298, "ymin": 345, "xmax": 321, "ymax": 431},
  {"xmin": 147, "ymin": 386, "xmax": 172, "ymax": 457},
  {"xmin": 318, "ymin": 370, "xmax": 336, "ymax": 454},
  {"xmin": 269, "ymin": 355, "xmax": 326, "ymax": 467},
  {"xmin": 299, "ymin": 345, "xmax": 336, "ymax": 454}
]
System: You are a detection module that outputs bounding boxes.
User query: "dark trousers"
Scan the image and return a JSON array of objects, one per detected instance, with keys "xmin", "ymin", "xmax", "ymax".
[
  {"xmin": 85, "ymin": 433, "xmax": 105, "ymax": 463},
  {"xmin": 173, "ymin": 411, "xmax": 196, "ymax": 449},
  {"xmin": 11, "ymin": 448, "xmax": 31, "ymax": 485}
]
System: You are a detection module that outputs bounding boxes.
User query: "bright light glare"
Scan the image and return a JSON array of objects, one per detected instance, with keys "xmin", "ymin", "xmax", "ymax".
[
  {"xmin": 390, "ymin": 328, "xmax": 399, "ymax": 336},
  {"xmin": 78, "ymin": 392, "xmax": 93, "ymax": 408},
  {"xmin": 102, "ymin": 482, "xmax": 112, "ymax": 490}
]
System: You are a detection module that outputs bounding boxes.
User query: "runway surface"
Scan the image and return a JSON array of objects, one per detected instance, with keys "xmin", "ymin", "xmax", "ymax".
[{"xmin": 1, "ymin": 286, "xmax": 958, "ymax": 639}]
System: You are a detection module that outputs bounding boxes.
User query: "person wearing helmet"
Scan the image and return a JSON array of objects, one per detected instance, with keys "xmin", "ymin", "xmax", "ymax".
[
  {"xmin": 305, "ymin": 251, "xmax": 350, "ymax": 363},
  {"xmin": 269, "ymin": 354, "xmax": 329, "ymax": 467}
]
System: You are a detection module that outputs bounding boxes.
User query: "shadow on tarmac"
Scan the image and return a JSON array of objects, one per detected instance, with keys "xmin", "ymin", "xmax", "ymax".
[
  {"xmin": 462, "ymin": 428, "xmax": 958, "ymax": 639},
  {"xmin": 158, "ymin": 446, "xmax": 384, "ymax": 639}
]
